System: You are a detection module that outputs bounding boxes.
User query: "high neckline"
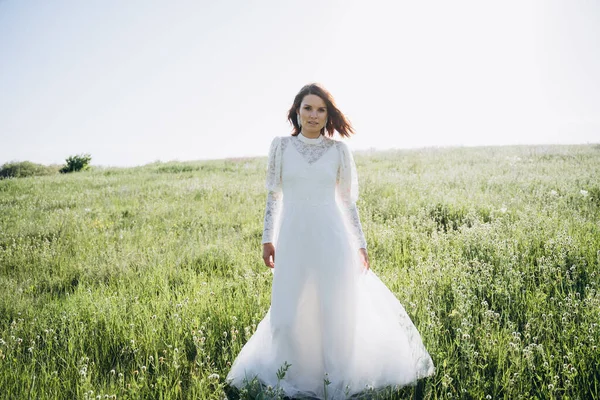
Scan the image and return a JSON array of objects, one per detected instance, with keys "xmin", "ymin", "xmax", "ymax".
[{"xmin": 298, "ymin": 132, "xmax": 324, "ymax": 144}]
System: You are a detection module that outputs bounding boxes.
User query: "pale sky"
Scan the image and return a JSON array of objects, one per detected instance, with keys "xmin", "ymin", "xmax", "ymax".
[{"xmin": 1, "ymin": 0, "xmax": 598, "ymax": 167}]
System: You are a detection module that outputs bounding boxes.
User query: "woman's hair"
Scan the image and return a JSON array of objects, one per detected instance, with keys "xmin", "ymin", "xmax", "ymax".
[{"xmin": 287, "ymin": 83, "xmax": 355, "ymax": 138}]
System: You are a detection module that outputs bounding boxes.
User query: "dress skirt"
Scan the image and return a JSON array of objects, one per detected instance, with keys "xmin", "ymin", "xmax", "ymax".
[{"xmin": 226, "ymin": 198, "xmax": 435, "ymax": 399}]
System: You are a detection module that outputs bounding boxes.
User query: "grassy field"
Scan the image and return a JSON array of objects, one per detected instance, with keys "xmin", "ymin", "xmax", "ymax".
[{"xmin": 1, "ymin": 144, "xmax": 599, "ymax": 399}]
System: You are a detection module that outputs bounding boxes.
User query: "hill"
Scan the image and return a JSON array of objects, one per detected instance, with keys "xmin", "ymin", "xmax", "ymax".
[{"xmin": 1, "ymin": 144, "xmax": 599, "ymax": 399}]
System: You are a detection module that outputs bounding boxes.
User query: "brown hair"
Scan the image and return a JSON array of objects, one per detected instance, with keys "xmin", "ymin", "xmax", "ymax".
[{"xmin": 287, "ymin": 83, "xmax": 355, "ymax": 138}]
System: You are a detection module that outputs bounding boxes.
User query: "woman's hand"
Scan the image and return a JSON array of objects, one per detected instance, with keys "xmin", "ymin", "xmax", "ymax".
[
  {"xmin": 263, "ymin": 243, "xmax": 275, "ymax": 268},
  {"xmin": 359, "ymin": 248, "xmax": 370, "ymax": 270}
]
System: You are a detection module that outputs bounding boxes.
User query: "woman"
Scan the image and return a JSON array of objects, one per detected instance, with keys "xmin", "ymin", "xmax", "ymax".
[{"xmin": 226, "ymin": 83, "xmax": 434, "ymax": 399}]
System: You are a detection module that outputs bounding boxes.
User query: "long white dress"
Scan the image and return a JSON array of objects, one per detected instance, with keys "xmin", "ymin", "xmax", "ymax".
[{"xmin": 226, "ymin": 133, "xmax": 434, "ymax": 399}]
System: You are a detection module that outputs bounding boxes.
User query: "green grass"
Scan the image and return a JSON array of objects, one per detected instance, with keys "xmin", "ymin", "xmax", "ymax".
[{"xmin": 1, "ymin": 145, "xmax": 599, "ymax": 399}]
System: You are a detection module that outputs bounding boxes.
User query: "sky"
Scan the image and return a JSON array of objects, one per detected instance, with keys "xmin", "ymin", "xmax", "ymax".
[{"xmin": 0, "ymin": 0, "xmax": 599, "ymax": 167}]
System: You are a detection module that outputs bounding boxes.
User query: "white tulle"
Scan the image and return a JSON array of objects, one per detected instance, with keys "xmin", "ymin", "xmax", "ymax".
[{"xmin": 228, "ymin": 133, "xmax": 434, "ymax": 399}]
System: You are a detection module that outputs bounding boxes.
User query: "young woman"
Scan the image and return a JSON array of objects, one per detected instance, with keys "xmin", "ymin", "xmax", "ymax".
[{"xmin": 227, "ymin": 83, "xmax": 434, "ymax": 399}]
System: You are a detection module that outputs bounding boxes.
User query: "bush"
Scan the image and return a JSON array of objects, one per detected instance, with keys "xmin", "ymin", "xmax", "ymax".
[
  {"xmin": 0, "ymin": 161, "xmax": 57, "ymax": 179},
  {"xmin": 60, "ymin": 154, "xmax": 92, "ymax": 173}
]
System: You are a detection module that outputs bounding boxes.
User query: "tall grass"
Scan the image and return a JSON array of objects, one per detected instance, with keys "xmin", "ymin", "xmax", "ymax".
[{"xmin": 1, "ymin": 145, "xmax": 599, "ymax": 399}]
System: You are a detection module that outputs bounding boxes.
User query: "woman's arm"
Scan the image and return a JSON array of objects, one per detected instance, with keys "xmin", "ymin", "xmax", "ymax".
[
  {"xmin": 262, "ymin": 137, "xmax": 283, "ymax": 267},
  {"xmin": 262, "ymin": 190, "xmax": 282, "ymax": 245},
  {"xmin": 336, "ymin": 141, "xmax": 369, "ymax": 268}
]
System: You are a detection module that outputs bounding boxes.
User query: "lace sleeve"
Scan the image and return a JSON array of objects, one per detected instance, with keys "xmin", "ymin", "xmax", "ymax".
[
  {"xmin": 336, "ymin": 141, "xmax": 367, "ymax": 249},
  {"xmin": 262, "ymin": 137, "xmax": 283, "ymax": 244}
]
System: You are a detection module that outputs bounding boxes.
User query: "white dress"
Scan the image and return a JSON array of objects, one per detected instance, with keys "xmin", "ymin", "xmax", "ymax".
[{"xmin": 226, "ymin": 133, "xmax": 434, "ymax": 399}]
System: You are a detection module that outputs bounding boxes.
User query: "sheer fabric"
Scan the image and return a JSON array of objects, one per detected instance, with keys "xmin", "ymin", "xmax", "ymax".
[
  {"xmin": 228, "ymin": 133, "xmax": 434, "ymax": 399},
  {"xmin": 262, "ymin": 135, "xmax": 366, "ymax": 249}
]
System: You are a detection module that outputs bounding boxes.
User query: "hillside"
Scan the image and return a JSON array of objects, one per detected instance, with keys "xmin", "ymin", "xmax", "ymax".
[{"xmin": 1, "ymin": 144, "xmax": 599, "ymax": 399}]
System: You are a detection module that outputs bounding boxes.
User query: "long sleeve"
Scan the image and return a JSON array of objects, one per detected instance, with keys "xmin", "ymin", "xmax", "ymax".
[
  {"xmin": 262, "ymin": 137, "xmax": 283, "ymax": 244},
  {"xmin": 336, "ymin": 141, "xmax": 367, "ymax": 249}
]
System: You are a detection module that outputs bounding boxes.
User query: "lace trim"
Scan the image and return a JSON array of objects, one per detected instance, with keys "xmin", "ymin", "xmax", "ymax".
[
  {"xmin": 397, "ymin": 305, "xmax": 436, "ymax": 377},
  {"xmin": 265, "ymin": 137, "xmax": 290, "ymax": 193},
  {"xmin": 335, "ymin": 141, "xmax": 367, "ymax": 249},
  {"xmin": 291, "ymin": 135, "xmax": 335, "ymax": 164},
  {"xmin": 341, "ymin": 202, "xmax": 367, "ymax": 249},
  {"xmin": 262, "ymin": 190, "xmax": 281, "ymax": 244},
  {"xmin": 263, "ymin": 137, "xmax": 289, "ymax": 244}
]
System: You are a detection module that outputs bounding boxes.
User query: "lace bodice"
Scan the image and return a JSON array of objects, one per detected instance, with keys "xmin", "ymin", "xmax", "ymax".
[
  {"xmin": 262, "ymin": 133, "xmax": 367, "ymax": 249},
  {"xmin": 289, "ymin": 133, "xmax": 336, "ymax": 164}
]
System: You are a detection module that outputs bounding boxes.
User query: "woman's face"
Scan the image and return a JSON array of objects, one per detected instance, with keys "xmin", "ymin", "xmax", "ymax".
[{"xmin": 298, "ymin": 94, "xmax": 327, "ymax": 135}]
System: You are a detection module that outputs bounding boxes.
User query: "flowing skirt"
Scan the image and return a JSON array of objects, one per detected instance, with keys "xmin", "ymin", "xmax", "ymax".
[{"xmin": 226, "ymin": 201, "xmax": 434, "ymax": 399}]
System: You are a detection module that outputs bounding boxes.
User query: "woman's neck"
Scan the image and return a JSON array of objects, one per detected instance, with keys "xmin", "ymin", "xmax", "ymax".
[{"xmin": 300, "ymin": 130, "xmax": 321, "ymax": 139}]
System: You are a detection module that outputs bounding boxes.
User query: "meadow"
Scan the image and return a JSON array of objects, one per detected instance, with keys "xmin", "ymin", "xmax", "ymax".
[{"xmin": 0, "ymin": 144, "xmax": 599, "ymax": 399}]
